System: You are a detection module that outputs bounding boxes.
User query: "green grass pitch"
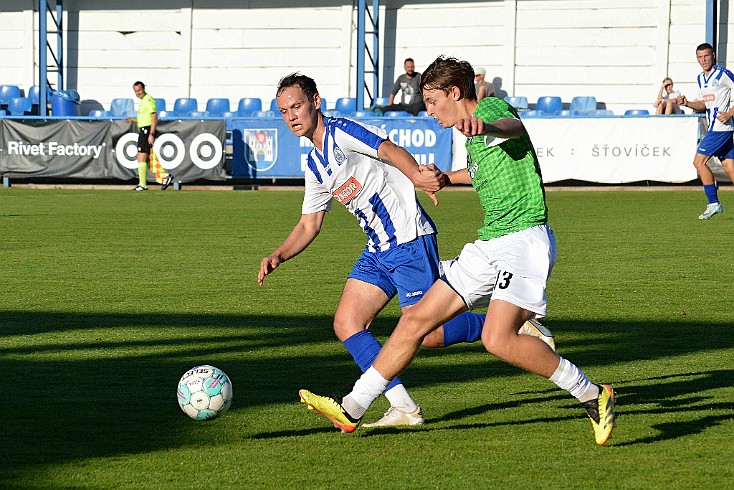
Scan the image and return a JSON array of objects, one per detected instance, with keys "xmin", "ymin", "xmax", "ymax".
[{"xmin": 0, "ymin": 187, "xmax": 732, "ymax": 488}]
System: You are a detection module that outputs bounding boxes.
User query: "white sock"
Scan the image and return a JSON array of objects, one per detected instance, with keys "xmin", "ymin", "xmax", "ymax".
[
  {"xmin": 342, "ymin": 366, "xmax": 389, "ymax": 419},
  {"xmin": 549, "ymin": 357, "xmax": 599, "ymax": 403},
  {"xmin": 384, "ymin": 384, "xmax": 419, "ymax": 413}
]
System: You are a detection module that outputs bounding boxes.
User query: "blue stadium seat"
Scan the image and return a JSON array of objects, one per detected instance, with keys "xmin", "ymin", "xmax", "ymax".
[
  {"xmin": 504, "ymin": 96, "xmax": 529, "ymax": 110},
  {"xmin": 519, "ymin": 110, "xmax": 541, "ymax": 118},
  {"xmin": 591, "ymin": 109, "xmax": 614, "ymax": 116},
  {"xmin": 7, "ymin": 97, "xmax": 32, "ymax": 116},
  {"xmin": 372, "ymin": 96, "xmax": 390, "ymax": 107},
  {"xmin": 570, "ymin": 96, "xmax": 597, "ymax": 114},
  {"xmin": 354, "ymin": 110, "xmax": 380, "ymax": 118},
  {"xmin": 417, "ymin": 111, "xmax": 429, "ymax": 117},
  {"xmin": 158, "ymin": 110, "xmax": 174, "ymax": 119},
  {"xmin": 335, "ymin": 97, "xmax": 357, "ymax": 115},
  {"xmin": 28, "ymin": 85, "xmax": 40, "ymax": 104},
  {"xmin": 188, "ymin": 111, "xmax": 208, "ymax": 118},
  {"xmin": 206, "ymin": 98, "xmax": 231, "ymax": 116},
  {"xmin": 269, "ymin": 98, "xmax": 279, "ymax": 112},
  {"xmin": 154, "ymin": 98, "xmax": 166, "ymax": 112},
  {"xmin": 319, "ymin": 98, "xmax": 327, "ymax": 111},
  {"xmin": 173, "ymin": 98, "xmax": 198, "ymax": 116},
  {"xmin": 110, "ymin": 98, "xmax": 135, "ymax": 117},
  {"xmin": 624, "ymin": 109, "xmax": 650, "ymax": 116},
  {"xmin": 252, "ymin": 110, "xmax": 276, "ymax": 118},
  {"xmin": 535, "ymin": 96, "xmax": 562, "ymax": 115},
  {"xmin": 0, "ymin": 109, "xmax": 6, "ymax": 117},
  {"xmin": 88, "ymin": 109, "xmax": 107, "ymax": 118},
  {"xmin": 558, "ymin": 109, "xmax": 580, "ymax": 117},
  {"xmin": 237, "ymin": 97, "xmax": 262, "ymax": 116},
  {"xmin": 384, "ymin": 110, "xmax": 411, "ymax": 117},
  {"xmin": 322, "ymin": 110, "xmax": 342, "ymax": 117},
  {"xmin": 0, "ymin": 85, "xmax": 22, "ymax": 104}
]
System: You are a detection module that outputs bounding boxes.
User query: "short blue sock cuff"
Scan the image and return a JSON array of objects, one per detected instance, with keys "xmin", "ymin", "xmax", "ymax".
[
  {"xmin": 442, "ymin": 312, "xmax": 485, "ymax": 347},
  {"xmin": 704, "ymin": 184, "xmax": 719, "ymax": 204},
  {"xmin": 343, "ymin": 330, "xmax": 402, "ymax": 391}
]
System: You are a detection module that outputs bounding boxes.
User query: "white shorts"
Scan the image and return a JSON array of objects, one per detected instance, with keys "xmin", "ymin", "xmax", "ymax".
[{"xmin": 440, "ymin": 224, "xmax": 557, "ymax": 316}]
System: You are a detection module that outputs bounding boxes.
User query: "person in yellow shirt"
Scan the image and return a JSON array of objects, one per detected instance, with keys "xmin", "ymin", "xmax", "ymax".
[{"xmin": 129, "ymin": 81, "xmax": 173, "ymax": 191}]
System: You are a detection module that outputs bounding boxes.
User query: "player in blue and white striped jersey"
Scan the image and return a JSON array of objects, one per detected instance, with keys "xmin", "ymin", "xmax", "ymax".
[
  {"xmin": 258, "ymin": 73, "xmax": 554, "ymax": 428},
  {"xmin": 678, "ymin": 43, "xmax": 734, "ymax": 219}
]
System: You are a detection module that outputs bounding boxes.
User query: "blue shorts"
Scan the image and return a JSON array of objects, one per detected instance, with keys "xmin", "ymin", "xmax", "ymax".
[
  {"xmin": 348, "ymin": 234, "xmax": 440, "ymax": 307},
  {"xmin": 697, "ymin": 130, "xmax": 734, "ymax": 160}
]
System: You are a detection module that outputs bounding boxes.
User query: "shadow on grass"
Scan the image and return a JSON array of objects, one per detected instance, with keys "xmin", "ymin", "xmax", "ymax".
[{"xmin": 1, "ymin": 310, "xmax": 733, "ymax": 480}]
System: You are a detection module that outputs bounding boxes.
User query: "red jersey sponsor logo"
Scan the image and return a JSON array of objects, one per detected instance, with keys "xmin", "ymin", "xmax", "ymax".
[
  {"xmin": 703, "ymin": 94, "xmax": 715, "ymax": 102},
  {"xmin": 333, "ymin": 176, "xmax": 363, "ymax": 204}
]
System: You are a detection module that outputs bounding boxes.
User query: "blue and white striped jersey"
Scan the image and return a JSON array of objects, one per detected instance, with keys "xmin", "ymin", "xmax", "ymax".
[
  {"xmin": 302, "ymin": 116, "xmax": 437, "ymax": 252},
  {"xmin": 697, "ymin": 65, "xmax": 734, "ymax": 132}
]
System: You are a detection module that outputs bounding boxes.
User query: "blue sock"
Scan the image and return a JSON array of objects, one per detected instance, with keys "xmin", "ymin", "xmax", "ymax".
[
  {"xmin": 704, "ymin": 184, "xmax": 719, "ymax": 204},
  {"xmin": 442, "ymin": 312, "xmax": 485, "ymax": 346},
  {"xmin": 342, "ymin": 330, "xmax": 402, "ymax": 391}
]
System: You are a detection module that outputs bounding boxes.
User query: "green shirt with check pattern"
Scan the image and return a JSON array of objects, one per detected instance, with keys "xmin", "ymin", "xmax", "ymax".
[{"xmin": 465, "ymin": 97, "xmax": 547, "ymax": 240}]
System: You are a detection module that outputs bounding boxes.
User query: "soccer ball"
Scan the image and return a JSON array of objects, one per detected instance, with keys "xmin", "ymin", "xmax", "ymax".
[{"xmin": 177, "ymin": 365, "xmax": 233, "ymax": 420}]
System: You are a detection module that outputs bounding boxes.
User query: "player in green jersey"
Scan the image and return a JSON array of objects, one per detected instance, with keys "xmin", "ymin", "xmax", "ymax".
[{"xmin": 299, "ymin": 56, "xmax": 616, "ymax": 446}]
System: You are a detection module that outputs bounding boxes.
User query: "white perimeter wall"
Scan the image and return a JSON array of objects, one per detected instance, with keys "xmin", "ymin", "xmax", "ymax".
[{"xmin": 0, "ymin": 0, "xmax": 717, "ymax": 114}]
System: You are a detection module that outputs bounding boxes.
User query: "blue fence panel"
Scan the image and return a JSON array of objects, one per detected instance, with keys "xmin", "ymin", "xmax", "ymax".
[{"xmin": 229, "ymin": 116, "xmax": 453, "ymax": 178}]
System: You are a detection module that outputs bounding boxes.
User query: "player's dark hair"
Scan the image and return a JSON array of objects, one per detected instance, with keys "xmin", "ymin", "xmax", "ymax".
[
  {"xmin": 420, "ymin": 56, "xmax": 477, "ymax": 101},
  {"xmin": 696, "ymin": 43, "xmax": 714, "ymax": 53},
  {"xmin": 404, "ymin": 58, "xmax": 414, "ymax": 64},
  {"xmin": 276, "ymin": 73, "xmax": 319, "ymax": 105},
  {"xmin": 133, "ymin": 81, "xmax": 145, "ymax": 90}
]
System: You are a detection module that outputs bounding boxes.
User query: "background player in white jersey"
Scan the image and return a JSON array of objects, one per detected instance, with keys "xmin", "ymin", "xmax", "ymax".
[
  {"xmin": 677, "ymin": 43, "xmax": 734, "ymax": 219},
  {"xmin": 258, "ymin": 73, "xmax": 554, "ymax": 427}
]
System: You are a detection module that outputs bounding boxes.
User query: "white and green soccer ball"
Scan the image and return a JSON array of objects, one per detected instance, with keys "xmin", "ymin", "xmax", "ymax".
[{"xmin": 177, "ymin": 365, "xmax": 233, "ymax": 420}]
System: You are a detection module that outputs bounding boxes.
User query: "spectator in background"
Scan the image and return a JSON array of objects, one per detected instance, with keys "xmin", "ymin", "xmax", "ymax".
[
  {"xmin": 127, "ymin": 81, "xmax": 173, "ymax": 191},
  {"xmin": 653, "ymin": 77, "xmax": 681, "ymax": 115},
  {"xmin": 474, "ymin": 66, "xmax": 495, "ymax": 100},
  {"xmin": 677, "ymin": 43, "xmax": 734, "ymax": 219},
  {"xmin": 376, "ymin": 58, "xmax": 426, "ymax": 115}
]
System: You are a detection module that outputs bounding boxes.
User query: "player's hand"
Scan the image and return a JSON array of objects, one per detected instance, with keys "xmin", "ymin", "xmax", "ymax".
[
  {"xmin": 258, "ymin": 254, "xmax": 281, "ymax": 285},
  {"xmin": 455, "ymin": 117, "xmax": 486, "ymax": 138},
  {"xmin": 718, "ymin": 111, "xmax": 733, "ymax": 124},
  {"xmin": 414, "ymin": 164, "xmax": 443, "ymax": 205},
  {"xmin": 148, "ymin": 135, "xmax": 155, "ymax": 145},
  {"xmin": 676, "ymin": 95, "xmax": 687, "ymax": 106},
  {"xmin": 420, "ymin": 164, "xmax": 447, "ymax": 206}
]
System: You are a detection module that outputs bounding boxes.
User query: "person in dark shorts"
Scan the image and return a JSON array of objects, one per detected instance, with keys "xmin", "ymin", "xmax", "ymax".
[{"xmin": 129, "ymin": 81, "xmax": 173, "ymax": 191}]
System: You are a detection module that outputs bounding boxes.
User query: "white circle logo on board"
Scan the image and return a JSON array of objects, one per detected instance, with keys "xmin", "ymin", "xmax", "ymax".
[
  {"xmin": 115, "ymin": 132, "xmax": 223, "ymax": 170},
  {"xmin": 153, "ymin": 134, "xmax": 186, "ymax": 170},
  {"xmin": 190, "ymin": 133, "xmax": 224, "ymax": 169},
  {"xmin": 114, "ymin": 133, "xmax": 141, "ymax": 169}
]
